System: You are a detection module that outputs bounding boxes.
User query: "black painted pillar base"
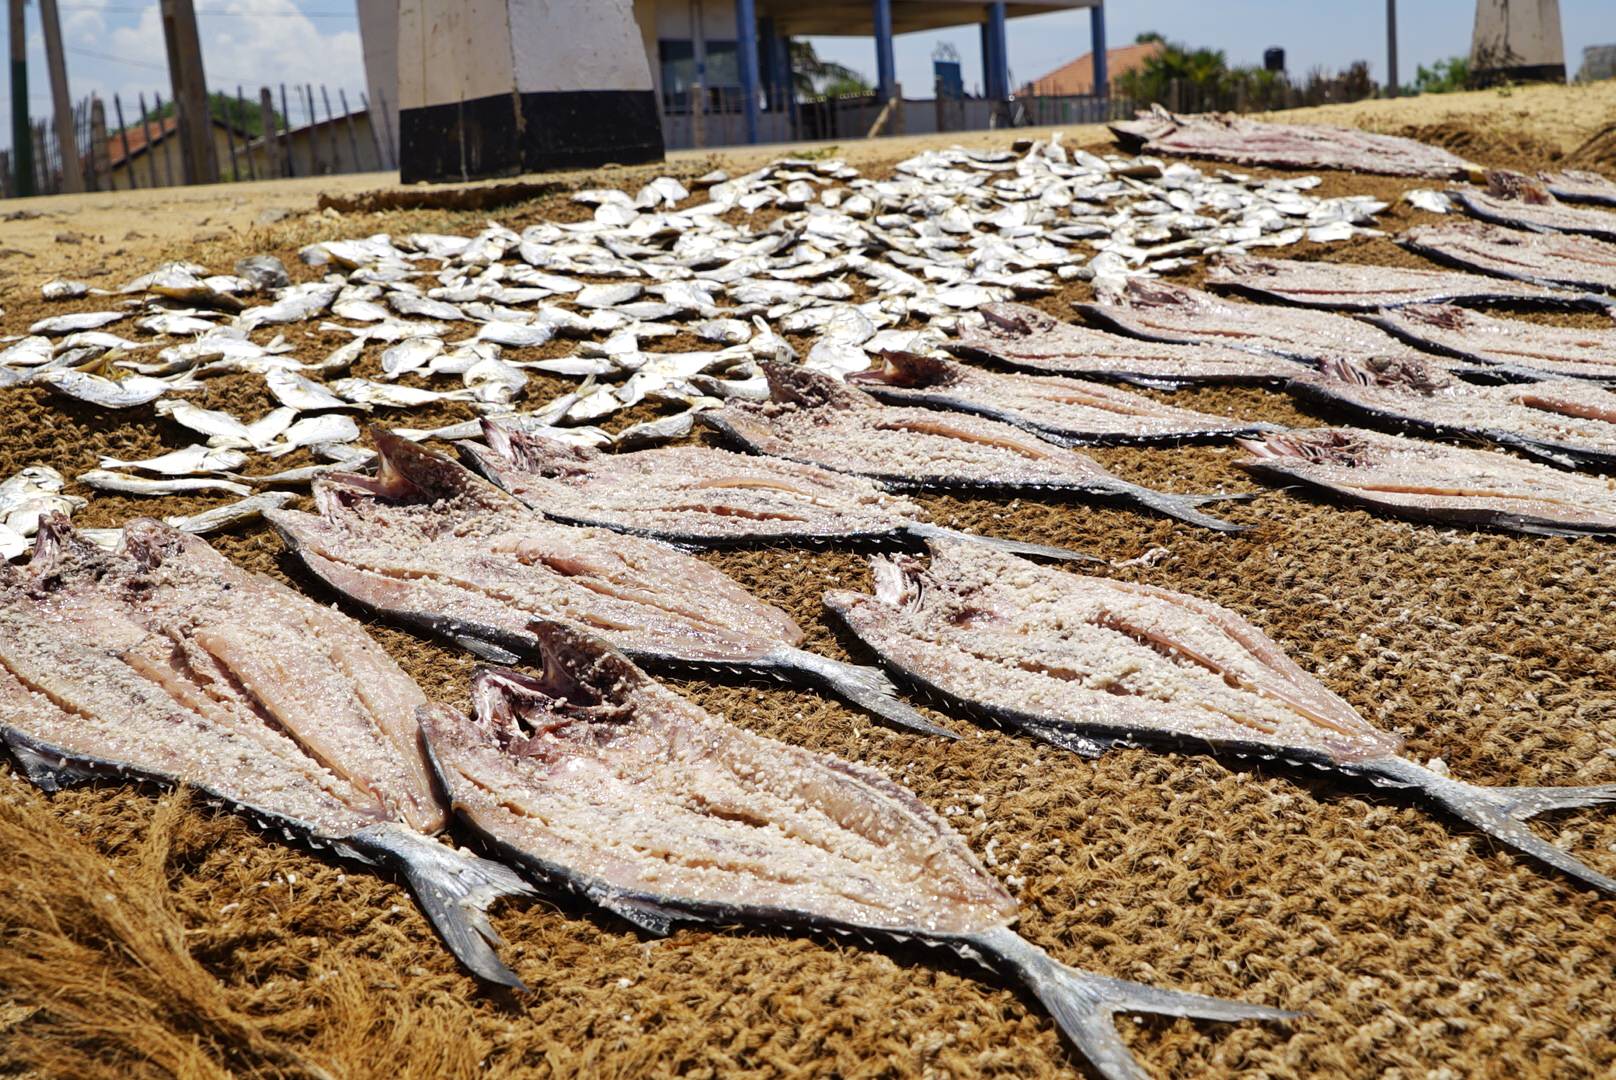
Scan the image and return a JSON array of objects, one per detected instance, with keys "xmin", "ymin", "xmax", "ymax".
[
  {"xmin": 1467, "ymin": 63, "xmax": 1567, "ymax": 89},
  {"xmin": 400, "ymin": 88, "xmax": 663, "ymax": 184}
]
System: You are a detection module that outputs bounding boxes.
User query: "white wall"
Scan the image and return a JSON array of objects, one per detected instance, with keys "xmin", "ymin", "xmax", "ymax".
[
  {"xmin": 396, "ymin": 0, "xmax": 517, "ymax": 110},
  {"xmin": 356, "ymin": 0, "xmax": 400, "ymax": 160}
]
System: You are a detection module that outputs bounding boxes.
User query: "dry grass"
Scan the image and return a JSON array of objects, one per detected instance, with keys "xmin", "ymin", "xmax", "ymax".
[{"xmin": 2, "ymin": 84, "xmax": 1616, "ymax": 1079}]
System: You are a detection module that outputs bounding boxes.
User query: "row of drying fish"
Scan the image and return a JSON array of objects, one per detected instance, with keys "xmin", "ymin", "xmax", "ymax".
[{"xmin": 8, "ymin": 428, "xmax": 1615, "ymax": 1076}]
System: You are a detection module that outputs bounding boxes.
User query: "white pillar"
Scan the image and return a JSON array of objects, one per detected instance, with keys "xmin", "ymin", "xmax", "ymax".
[
  {"xmin": 356, "ymin": 0, "xmax": 399, "ymax": 166},
  {"xmin": 395, "ymin": 0, "xmax": 664, "ymax": 183},
  {"xmin": 1470, "ymin": 0, "xmax": 1565, "ymax": 86}
]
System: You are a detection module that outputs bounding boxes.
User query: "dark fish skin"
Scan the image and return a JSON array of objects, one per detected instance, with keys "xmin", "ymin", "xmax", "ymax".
[
  {"xmin": 1399, "ymin": 221, "xmax": 1616, "ymax": 294},
  {"xmin": 265, "ymin": 430, "xmax": 953, "ymax": 739},
  {"xmin": 1074, "ymin": 276, "xmax": 1442, "ymax": 369},
  {"xmin": 420, "ymin": 621, "xmax": 1296, "ymax": 1080},
  {"xmin": 1454, "ymin": 171, "xmax": 1616, "ymax": 242},
  {"xmin": 1236, "ymin": 427, "xmax": 1616, "ymax": 538},
  {"xmin": 1288, "ymin": 356, "xmax": 1616, "ymax": 470},
  {"xmin": 457, "ymin": 419, "xmax": 1092, "ymax": 563},
  {"xmin": 950, "ymin": 302, "xmax": 1303, "ymax": 387},
  {"xmin": 1108, "ymin": 106, "xmax": 1478, "ymax": 178},
  {"xmin": 1206, "ymin": 253, "xmax": 1601, "ymax": 312},
  {"xmin": 1363, "ymin": 304, "xmax": 1616, "ymax": 383},
  {"xmin": 824, "ymin": 539, "xmax": 1616, "ymax": 894},
  {"xmin": 849, "ymin": 350, "xmax": 1280, "ymax": 446},
  {"xmin": 1538, "ymin": 169, "xmax": 1616, "ymax": 207},
  {"xmin": 706, "ymin": 361, "xmax": 1250, "ymax": 533},
  {"xmin": 0, "ymin": 516, "xmax": 532, "ymax": 988}
]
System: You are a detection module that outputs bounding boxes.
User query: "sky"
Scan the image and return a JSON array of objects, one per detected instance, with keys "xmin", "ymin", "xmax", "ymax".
[
  {"xmin": 1, "ymin": 0, "xmax": 364, "ymax": 152},
  {"xmin": 805, "ymin": 0, "xmax": 1614, "ymax": 97}
]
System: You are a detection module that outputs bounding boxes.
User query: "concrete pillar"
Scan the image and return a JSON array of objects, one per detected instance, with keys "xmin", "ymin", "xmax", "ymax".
[
  {"xmin": 356, "ymin": 0, "xmax": 399, "ymax": 167},
  {"xmin": 1090, "ymin": 3, "xmax": 1108, "ymax": 98},
  {"xmin": 1470, "ymin": 0, "xmax": 1565, "ymax": 86},
  {"xmin": 395, "ymin": 0, "xmax": 663, "ymax": 182},
  {"xmin": 874, "ymin": 0, "xmax": 896, "ymax": 101},
  {"xmin": 734, "ymin": 0, "xmax": 760, "ymax": 143},
  {"xmin": 984, "ymin": 2, "xmax": 1007, "ymax": 101}
]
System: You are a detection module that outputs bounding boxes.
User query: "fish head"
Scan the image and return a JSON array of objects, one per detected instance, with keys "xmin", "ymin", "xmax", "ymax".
[
  {"xmin": 120, "ymin": 517, "xmax": 197, "ymax": 571},
  {"xmin": 848, "ymin": 351, "xmax": 955, "ymax": 391},
  {"xmin": 349, "ymin": 428, "xmax": 511, "ymax": 511},
  {"xmin": 468, "ymin": 627, "xmax": 646, "ymax": 749},
  {"xmin": 25, "ymin": 512, "xmax": 114, "ymax": 582},
  {"xmin": 1485, "ymin": 169, "xmax": 1556, "ymax": 206},
  {"xmin": 977, "ymin": 303, "xmax": 1043, "ymax": 339},
  {"xmin": 470, "ymin": 419, "xmax": 596, "ymax": 477},
  {"xmin": 760, "ymin": 359, "xmax": 871, "ymax": 410}
]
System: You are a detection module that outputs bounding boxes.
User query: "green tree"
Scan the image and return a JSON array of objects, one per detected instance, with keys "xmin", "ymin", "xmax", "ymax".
[
  {"xmin": 142, "ymin": 91, "xmax": 284, "ymax": 137},
  {"xmin": 1408, "ymin": 57, "xmax": 1469, "ymax": 95},
  {"xmin": 1135, "ymin": 31, "xmax": 1164, "ymax": 44},
  {"xmin": 790, "ymin": 41, "xmax": 873, "ymax": 98},
  {"xmin": 1115, "ymin": 40, "xmax": 1233, "ymax": 104}
]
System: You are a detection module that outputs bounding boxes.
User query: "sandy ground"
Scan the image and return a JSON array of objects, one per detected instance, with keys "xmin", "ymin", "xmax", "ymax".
[{"xmin": 2, "ymin": 83, "xmax": 1616, "ymax": 1080}]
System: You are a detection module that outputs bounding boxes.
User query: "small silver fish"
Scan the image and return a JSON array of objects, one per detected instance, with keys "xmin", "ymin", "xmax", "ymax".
[
  {"xmin": 331, "ymin": 378, "xmax": 466, "ymax": 409},
  {"xmin": 155, "ymin": 399, "xmax": 254, "ymax": 446},
  {"xmin": 41, "ymin": 279, "xmax": 91, "ymax": 301},
  {"xmin": 29, "ymin": 311, "xmax": 126, "ymax": 336},
  {"xmin": 380, "ymin": 337, "xmax": 444, "ymax": 380},
  {"xmin": 77, "ymin": 470, "xmax": 252, "ymax": 496},
  {"xmin": 98, "ymin": 444, "xmax": 249, "ymax": 476},
  {"xmin": 34, "ymin": 369, "xmax": 171, "ymax": 408},
  {"xmin": 266, "ymin": 368, "xmax": 362, "ymax": 412},
  {"xmin": 264, "ymin": 414, "xmax": 362, "ymax": 457},
  {"xmin": 165, "ymin": 491, "xmax": 297, "ymax": 534}
]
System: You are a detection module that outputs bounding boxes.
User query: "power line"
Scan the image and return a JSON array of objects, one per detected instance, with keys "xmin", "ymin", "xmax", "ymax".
[{"xmin": 56, "ymin": 4, "xmax": 357, "ymax": 15}]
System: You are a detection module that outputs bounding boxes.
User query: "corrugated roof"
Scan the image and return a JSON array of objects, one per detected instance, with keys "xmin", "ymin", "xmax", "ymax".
[
  {"xmin": 107, "ymin": 114, "xmax": 179, "ymax": 166},
  {"xmin": 1018, "ymin": 40, "xmax": 1164, "ymax": 96}
]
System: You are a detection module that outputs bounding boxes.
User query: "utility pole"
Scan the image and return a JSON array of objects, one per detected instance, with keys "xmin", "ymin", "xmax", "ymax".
[
  {"xmin": 159, "ymin": 0, "xmax": 217, "ymax": 184},
  {"xmin": 8, "ymin": 0, "xmax": 33, "ymax": 196},
  {"xmin": 38, "ymin": 0, "xmax": 82, "ymax": 192},
  {"xmin": 1386, "ymin": 0, "xmax": 1399, "ymax": 97}
]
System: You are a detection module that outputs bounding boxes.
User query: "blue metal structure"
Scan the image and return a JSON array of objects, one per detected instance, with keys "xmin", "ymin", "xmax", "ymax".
[
  {"xmin": 734, "ymin": 0, "xmax": 761, "ymax": 142},
  {"xmin": 983, "ymin": 2, "xmax": 1009, "ymax": 100},
  {"xmin": 874, "ymin": 0, "xmax": 896, "ymax": 101},
  {"xmin": 1090, "ymin": 2, "xmax": 1108, "ymax": 100}
]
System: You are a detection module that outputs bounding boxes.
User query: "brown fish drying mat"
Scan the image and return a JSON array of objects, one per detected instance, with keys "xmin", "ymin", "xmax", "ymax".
[{"xmin": 2, "ymin": 140, "xmax": 1614, "ymax": 1080}]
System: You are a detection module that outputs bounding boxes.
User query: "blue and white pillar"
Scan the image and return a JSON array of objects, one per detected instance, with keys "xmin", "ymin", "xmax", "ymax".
[
  {"xmin": 735, "ymin": 0, "xmax": 761, "ymax": 143},
  {"xmin": 1090, "ymin": 2, "xmax": 1108, "ymax": 100},
  {"xmin": 874, "ymin": 0, "xmax": 896, "ymax": 101}
]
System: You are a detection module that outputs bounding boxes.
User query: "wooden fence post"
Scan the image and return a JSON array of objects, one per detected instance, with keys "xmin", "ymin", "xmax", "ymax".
[
  {"xmin": 236, "ymin": 86, "xmax": 257, "ymax": 179},
  {"xmin": 279, "ymin": 83, "xmax": 294, "ymax": 176},
  {"xmin": 151, "ymin": 91, "xmax": 175, "ymax": 187},
  {"xmin": 112, "ymin": 94, "xmax": 135, "ymax": 188},
  {"xmin": 89, "ymin": 96, "xmax": 110, "ymax": 191},
  {"xmin": 137, "ymin": 93, "xmax": 159, "ymax": 188},
  {"xmin": 259, "ymin": 87, "xmax": 280, "ymax": 178}
]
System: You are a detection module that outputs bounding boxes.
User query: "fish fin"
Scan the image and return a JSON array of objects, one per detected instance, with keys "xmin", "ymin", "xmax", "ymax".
[
  {"xmin": 1017, "ymin": 721, "xmax": 1117, "ymax": 759},
  {"xmin": 594, "ymin": 890, "xmax": 681, "ymax": 936},
  {"xmin": 2, "ymin": 732, "xmax": 108, "ymax": 791},
  {"xmin": 1103, "ymin": 484, "xmax": 1252, "ymax": 533},
  {"xmin": 967, "ymin": 925, "xmax": 1297, "ymax": 1080},
  {"xmin": 759, "ymin": 647, "xmax": 957, "ymax": 739},
  {"xmin": 1359, "ymin": 757, "xmax": 1616, "ymax": 894},
  {"xmin": 901, "ymin": 523, "xmax": 1100, "ymax": 563},
  {"xmin": 345, "ymin": 823, "xmax": 535, "ymax": 989},
  {"xmin": 454, "ymin": 634, "xmax": 524, "ymax": 665}
]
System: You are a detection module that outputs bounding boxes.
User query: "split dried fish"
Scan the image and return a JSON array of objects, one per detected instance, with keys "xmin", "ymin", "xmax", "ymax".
[
  {"xmin": 77, "ymin": 470, "xmax": 253, "ymax": 497},
  {"xmin": 707, "ymin": 363, "xmax": 1246, "ymax": 531},
  {"xmin": 851, "ymin": 351, "xmax": 1276, "ymax": 445},
  {"xmin": 1206, "ymin": 253, "xmax": 1592, "ymax": 311},
  {"xmin": 0, "ymin": 516, "xmax": 530, "ymax": 985},
  {"xmin": 826, "ymin": 539, "xmax": 1616, "ymax": 892},
  {"xmin": 462, "ymin": 419, "xmax": 1089, "ymax": 560},
  {"xmin": 1238, "ymin": 426, "xmax": 1616, "ymax": 536},
  {"xmin": 1363, "ymin": 304, "xmax": 1616, "ymax": 381},
  {"xmin": 265, "ymin": 432, "xmax": 948, "ymax": 737},
  {"xmin": 422, "ymin": 623, "xmax": 1293, "ymax": 1080}
]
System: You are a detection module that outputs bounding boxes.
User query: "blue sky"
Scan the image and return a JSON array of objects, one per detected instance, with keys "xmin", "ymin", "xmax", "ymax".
[
  {"xmin": 1, "ymin": 0, "xmax": 364, "ymax": 149},
  {"xmin": 805, "ymin": 0, "xmax": 1613, "ymax": 95}
]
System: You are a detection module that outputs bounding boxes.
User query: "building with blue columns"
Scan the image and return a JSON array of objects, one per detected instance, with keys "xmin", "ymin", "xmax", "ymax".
[
  {"xmin": 377, "ymin": 1, "xmax": 1106, "ymax": 181},
  {"xmin": 642, "ymin": 0, "xmax": 1105, "ymax": 144}
]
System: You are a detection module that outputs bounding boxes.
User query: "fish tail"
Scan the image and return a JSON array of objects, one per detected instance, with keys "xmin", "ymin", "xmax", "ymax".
[
  {"xmin": 901, "ymin": 523, "xmax": 1100, "ymax": 563},
  {"xmin": 1109, "ymin": 483, "xmax": 1252, "ymax": 533},
  {"xmin": 969, "ymin": 925, "xmax": 1298, "ymax": 1080},
  {"xmin": 760, "ymin": 647, "xmax": 957, "ymax": 739},
  {"xmin": 344, "ymin": 823, "xmax": 535, "ymax": 989},
  {"xmin": 1359, "ymin": 757, "xmax": 1616, "ymax": 894}
]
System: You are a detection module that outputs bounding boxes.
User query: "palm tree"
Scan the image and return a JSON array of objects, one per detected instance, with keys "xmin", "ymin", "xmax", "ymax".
[{"xmin": 790, "ymin": 41, "xmax": 873, "ymax": 98}]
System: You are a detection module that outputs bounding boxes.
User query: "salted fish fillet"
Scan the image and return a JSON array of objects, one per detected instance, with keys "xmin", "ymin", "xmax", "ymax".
[
  {"xmin": 1400, "ymin": 220, "xmax": 1616, "ymax": 294},
  {"xmin": 849, "ymin": 350, "xmax": 1279, "ymax": 446},
  {"xmin": 0, "ymin": 517, "xmax": 531, "ymax": 986},
  {"xmin": 1074, "ymin": 277, "xmax": 1437, "ymax": 368},
  {"xmin": 1289, "ymin": 355, "xmax": 1616, "ymax": 469},
  {"xmin": 265, "ymin": 431, "xmax": 948, "ymax": 738},
  {"xmin": 421, "ymin": 621, "xmax": 1295, "ymax": 1080},
  {"xmin": 459, "ymin": 419, "xmax": 1089, "ymax": 562},
  {"xmin": 1206, "ymin": 253, "xmax": 1595, "ymax": 311},
  {"xmin": 950, "ymin": 302, "xmax": 1303, "ymax": 387},
  {"xmin": 1364, "ymin": 304, "xmax": 1616, "ymax": 382},
  {"xmin": 1109, "ymin": 106, "xmax": 1478, "ymax": 178},
  {"xmin": 705, "ymin": 362, "xmax": 1247, "ymax": 532},
  {"xmin": 1455, "ymin": 173, "xmax": 1616, "ymax": 242},
  {"xmin": 1237, "ymin": 426, "xmax": 1616, "ymax": 537},
  {"xmin": 825, "ymin": 539, "xmax": 1616, "ymax": 893},
  {"xmin": 1539, "ymin": 170, "xmax": 1616, "ymax": 207}
]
